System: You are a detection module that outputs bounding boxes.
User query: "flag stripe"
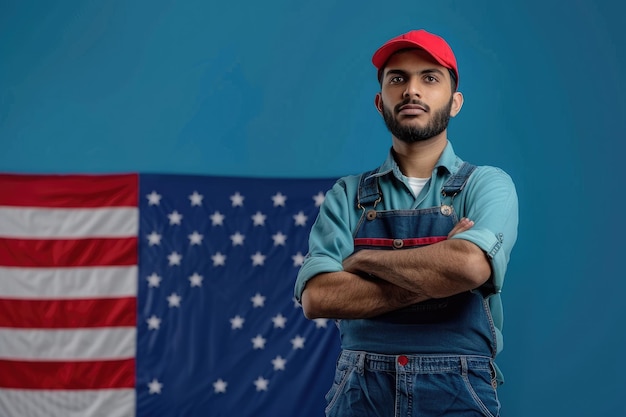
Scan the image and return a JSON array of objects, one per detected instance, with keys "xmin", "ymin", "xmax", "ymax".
[
  {"xmin": 0, "ymin": 358, "xmax": 135, "ymax": 389},
  {"xmin": 0, "ymin": 328, "xmax": 136, "ymax": 360},
  {"xmin": 0, "ymin": 174, "xmax": 138, "ymax": 208},
  {"xmin": 0, "ymin": 388, "xmax": 135, "ymax": 417},
  {"xmin": 0, "ymin": 207, "xmax": 138, "ymax": 238},
  {"xmin": 0, "ymin": 237, "xmax": 137, "ymax": 267},
  {"xmin": 0, "ymin": 298, "xmax": 136, "ymax": 328},
  {"xmin": 0, "ymin": 173, "xmax": 141, "ymax": 416},
  {"xmin": 0, "ymin": 266, "xmax": 138, "ymax": 299}
]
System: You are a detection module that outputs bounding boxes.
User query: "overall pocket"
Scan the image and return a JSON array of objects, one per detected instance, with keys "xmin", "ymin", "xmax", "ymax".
[{"xmin": 324, "ymin": 361, "xmax": 354, "ymax": 415}]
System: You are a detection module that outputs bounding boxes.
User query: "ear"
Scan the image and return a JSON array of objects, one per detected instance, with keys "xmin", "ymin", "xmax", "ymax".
[
  {"xmin": 450, "ymin": 91, "xmax": 464, "ymax": 117},
  {"xmin": 374, "ymin": 93, "xmax": 384, "ymax": 115}
]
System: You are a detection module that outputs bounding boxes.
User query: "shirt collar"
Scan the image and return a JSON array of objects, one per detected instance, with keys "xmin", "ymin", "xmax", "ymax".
[
  {"xmin": 375, "ymin": 141, "xmax": 462, "ymax": 181},
  {"xmin": 434, "ymin": 141, "xmax": 462, "ymax": 174}
]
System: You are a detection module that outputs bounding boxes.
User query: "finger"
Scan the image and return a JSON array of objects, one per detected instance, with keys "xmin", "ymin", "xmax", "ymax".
[{"xmin": 447, "ymin": 217, "xmax": 474, "ymax": 238}]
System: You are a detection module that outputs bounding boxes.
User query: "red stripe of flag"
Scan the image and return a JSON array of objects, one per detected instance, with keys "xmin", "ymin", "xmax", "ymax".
[
  {"xmin": 0, "ymin": 237, "xmax": 138, "ymax": 267},
  {"xmin": 0, "ymin": 297, "xmax": 136, "ymax": 328},
  {"xmin": 0, "ymin": 173, "xmax": 138, "ymax": 207},
  {"xmin": 354, "ymin": 236, "xmax": 448, "ymax": 247},
  {"xmin": 0, "ymin": 358, "xmax": 135, "ymax": 389}
]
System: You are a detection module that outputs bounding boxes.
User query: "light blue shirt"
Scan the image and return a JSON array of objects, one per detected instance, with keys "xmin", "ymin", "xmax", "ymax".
[{"xmin": 295, "ymin": 141, "xmax": 519, "ymax": 356}]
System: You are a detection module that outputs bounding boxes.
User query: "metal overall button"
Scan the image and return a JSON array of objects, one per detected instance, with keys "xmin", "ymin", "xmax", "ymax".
[
  {"xmin": 366, "ymin": 210, "xmax": 377, "ymax": 221},
  {"xmin": 392, "ymin": 239, "xmax": 404, "ymax": 249}
]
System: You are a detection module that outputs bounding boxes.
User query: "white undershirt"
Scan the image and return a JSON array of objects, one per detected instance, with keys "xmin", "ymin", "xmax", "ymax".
[{"xmin": 406, "ymin": 177, "xmax": 430, "ymax": 197}]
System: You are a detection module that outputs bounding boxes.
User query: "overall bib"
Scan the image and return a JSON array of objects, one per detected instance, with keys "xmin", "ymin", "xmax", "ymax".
[{"xmin": 325, "ymin": 163, "xmax": 501, "ymax": 417}]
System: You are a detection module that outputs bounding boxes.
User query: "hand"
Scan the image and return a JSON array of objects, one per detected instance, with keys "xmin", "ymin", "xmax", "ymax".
[
  {"xmin": 342, "ymin": 250, "xmax": 364, "ymax": 275},
  {"xmin": 447, "ymin": 217, "xmax": 474, "ymax": 238}
]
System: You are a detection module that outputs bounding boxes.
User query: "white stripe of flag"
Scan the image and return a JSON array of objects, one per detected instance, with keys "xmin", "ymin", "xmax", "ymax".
[
  {"xmin": 0, "ymin": 266, "xmax": 138, "ymax": 299},
  {"xmin": 0, "ymin": 327, "xmax": 136, "ymax": 360},
  {"xmin": 0, "ymin": 207, "xmax": 138, "ymax": 238}
]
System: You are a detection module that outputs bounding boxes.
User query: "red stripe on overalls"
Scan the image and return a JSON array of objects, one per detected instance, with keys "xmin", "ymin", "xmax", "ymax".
[{"xmin": 354, "ymin": 236, "xmax": 447, "ymax": 247}]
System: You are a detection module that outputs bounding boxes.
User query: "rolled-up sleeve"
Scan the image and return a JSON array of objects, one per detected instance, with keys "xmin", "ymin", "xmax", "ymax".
[
  {"xmin": 449, "ymin": 167, "xmax": 518, "ymax": 291},
  {"xmin": 294, "ymin": 180, "xmax": 356, "ymax": 302}
]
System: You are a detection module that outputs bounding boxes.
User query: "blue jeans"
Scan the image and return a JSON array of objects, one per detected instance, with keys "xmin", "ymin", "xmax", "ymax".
[{"xmin": 325, "ymin": 350, "xmax": 500, "ymax": 417}]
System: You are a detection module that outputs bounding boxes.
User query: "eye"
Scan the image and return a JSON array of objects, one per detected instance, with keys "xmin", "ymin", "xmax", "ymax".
[
  {"xmin": 424, "ymin": 75, "xmax": 438, "ymax": 83},
  {"xmin": 389, "ymin": 76, "xmax": 405, "ymax": 84}
]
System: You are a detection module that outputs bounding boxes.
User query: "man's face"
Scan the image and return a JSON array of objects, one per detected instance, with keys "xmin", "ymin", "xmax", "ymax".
[{"xmin": 376, "ymin": 49, "xmax": 461, "ymax": 143}]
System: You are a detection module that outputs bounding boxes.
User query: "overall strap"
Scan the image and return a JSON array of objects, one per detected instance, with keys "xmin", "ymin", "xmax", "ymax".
[
  {"xmin": 356, "ymin": 169, "xmax": 381, "ymax": 208},
  {"xmin": 441, "ymin": 162, "xmax": 477, "ymax": 197}
]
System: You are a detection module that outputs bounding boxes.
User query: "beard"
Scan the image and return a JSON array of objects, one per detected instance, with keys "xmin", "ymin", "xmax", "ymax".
[{"xmin": 381, "ymin": 96, "xmax": 454, "ymax": 143}]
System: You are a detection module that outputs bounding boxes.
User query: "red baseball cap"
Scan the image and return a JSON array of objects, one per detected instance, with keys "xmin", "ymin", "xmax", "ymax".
[{"xmin": 372, "ymin": 29, "xmax": 459, "ymax": 89}]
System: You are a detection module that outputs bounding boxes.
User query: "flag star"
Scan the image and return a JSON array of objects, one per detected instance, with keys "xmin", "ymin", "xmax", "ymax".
[
  {"xmin": 212, "ymin": 252, "xmax": 226, "ymax": 266},
  {"xmin": 314, "ymin": 318, "xmax": 329, "ymax": 328},
  {"xmin": 251, "ymin": 334, "xmax": 267, "ymax": 350},
  {"xmin": 271, "ymin": 231, "xmax": 287, "ymax": 246},
  {"xmin": 254, "ymin": 376, "xmax": 269, "ymax": 392},
  {"xmin": 291, "ymin": 335, "xmax": 305, "ymax": 350},
  {"xmin": 188, "ymin": 231, "xmax": 203, "ymax": 245},
  {"xmin": 147, "ymin": 315, "xmax": 161, "ymax": 330},
  {"xmin": 292, "ymin": 252, "xmax": 306, "ymax": 267},
  {"xmin": 147, "ymin": 273, "xmax": 162, "ymax": 288},
  {"xmin": 147, "ymin": 191, "xmax": 162, "ymax": 206},
  {"xmin": 213, "ymin": 379, "xmax": 228, "ymax": 394},
  {"xmin": 251, "ymin": 293, "xmax": 266, "ymax": 308},
  {"xmin": 189, "ymin": 272, "xmax": 203, "ymax": 287},
  {"xmin": 148, "ymin": 378, "xmax": 163, "ymax": 394},
  {"xmin": 251, "ymin": 211, "xmax": 267, "ymax": 226},
  {"xmin": 189, "ymin": 191, "xmax": 203, "ymax": 206},
  {"xmin": 210, "ymin": 211, "xmax": 225, "ymax": 226},
  {"xmin": 251, "ymin": 251, "xmax": 266, "ymax": 266},
  {"xmin": 230, "ymin": 192, "xmax": 245, "ymax": 207},
  {"xmin": 147, "ymin": 231, "xmax": 162, "ymax": 246},
  {"xmin": 272, "ymin": 314, "xmax": 287, "ymax": 329},
  {"xmin": 272, "ymin": 356, "xmax": 287, "ymax": 371},
  {"xmin": 230, "ymin": 315, "xmax": 245, "ymax": 329},
  {"xmin": 250, "ymin": 252, "xmax": 267, "ymax": 266},
  {"xmin": 230, "ymin": 232, "xmax": 245, "ymax": 246},
  {"xmin": 271, "ymin": 192, "xmax": 287, "ymax": 207},
  {"xmin": 168, "ymin": 210, "xmax": 183, "ymax": 225},
  {"xmin": 167, "ymin": 293, "xmax": 182, "ymax": 308},
  {"xmin": 313, "ymin": 191, "xmax": 325, "ymax": 207},
  {"xmin": 293, "ymin": 211, "xmax": 308, "ymax": 226},
  {"xmin": 168, "ymin": 251, "xmax": 182, "ymax": 266}
]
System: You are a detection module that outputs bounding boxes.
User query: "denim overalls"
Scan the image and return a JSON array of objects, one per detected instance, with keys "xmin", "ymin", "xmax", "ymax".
[{"xmin": 325, "ymin": 163, "xmax": 501, "ymax": 417}]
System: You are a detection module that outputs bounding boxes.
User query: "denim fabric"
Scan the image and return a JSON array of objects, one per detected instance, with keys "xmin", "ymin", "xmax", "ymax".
[
  {"xmin": 325, "ymin": 350, "xmax": 500, "ymax": 417},
  {"xmin": 338, "ymin": 164, "xmax": 497, "ymax": 358}
]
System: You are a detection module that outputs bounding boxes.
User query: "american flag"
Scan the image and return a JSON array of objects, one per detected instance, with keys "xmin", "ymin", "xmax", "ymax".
[{"xmin": 0, "ymin": 173, "xmax": 340, "ymax": 417}]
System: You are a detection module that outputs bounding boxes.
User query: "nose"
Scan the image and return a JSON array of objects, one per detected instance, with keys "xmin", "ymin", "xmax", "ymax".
[{"xmin": 403, "ymin": 77, "xmax": 421, "ymax": 98}]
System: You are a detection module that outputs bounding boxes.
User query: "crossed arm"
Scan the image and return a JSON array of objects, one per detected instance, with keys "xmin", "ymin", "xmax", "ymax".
[{"xmin": 300, "ymin": 218, "xmax": 492, "ymax": 320}]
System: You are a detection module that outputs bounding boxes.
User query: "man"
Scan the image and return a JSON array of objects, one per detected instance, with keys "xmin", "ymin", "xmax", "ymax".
[{"xmin": 294, "ymin": 29, "xmax": 518, "ymax": 416}]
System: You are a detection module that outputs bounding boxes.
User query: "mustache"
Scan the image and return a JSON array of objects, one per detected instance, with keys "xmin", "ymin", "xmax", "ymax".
[{"xmin": 394, "ymin": 99, "xmax": 430, "ymax": 113}]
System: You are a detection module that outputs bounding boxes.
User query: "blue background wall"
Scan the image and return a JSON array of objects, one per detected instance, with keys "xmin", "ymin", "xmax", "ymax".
[{"xmin": 1, "ymin": 1, "xmax": 625, "ymax": 415}]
